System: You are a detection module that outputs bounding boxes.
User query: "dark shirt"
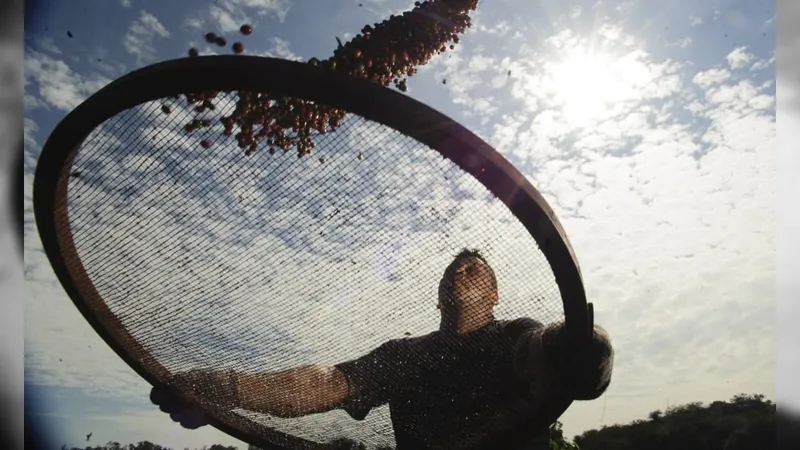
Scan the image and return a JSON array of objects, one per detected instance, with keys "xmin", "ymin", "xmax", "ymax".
[{"xmin": 335, "ymin": 317, "xmax": 550, "ymax": 449}]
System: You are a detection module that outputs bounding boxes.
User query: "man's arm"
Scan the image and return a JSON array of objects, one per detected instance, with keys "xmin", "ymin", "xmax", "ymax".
[
  {"xmin": 512, "ymin": 320, "xmax": 614, "ymax": 400},
  {"xmin": 448, "ymin": 319, "xmax": 613, "ymax": 448},
  {"xmin": 235, "ymin": 338, "xmax": 409, "ymax": 418},
  {"xmin": 233, "ymin": 365, "xmax": 350, "ymax": 417},
  {"xmin": 333, "ymin": 338, "xmax": 410, "ymax": 418},
  {"xmin": 161, "ymin": 338, "xmax": 410, "ymax": 422}
]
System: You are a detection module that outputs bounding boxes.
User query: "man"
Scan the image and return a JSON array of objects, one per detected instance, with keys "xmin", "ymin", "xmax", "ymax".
[{"xmin": 151, "ymin": 249, "xmax": 614, "ymax": 449}]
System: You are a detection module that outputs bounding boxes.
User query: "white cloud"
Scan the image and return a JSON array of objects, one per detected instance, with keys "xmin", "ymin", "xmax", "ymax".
[
  {"xmin": 120, "ymin": 0, "xmax": 132, "ymax": 7},
  {"xmin": 35, "ymin": 37, "xmax": 62, "ymax": 55},
  {"xmin": 23, "ymin": 118, "xmax": 38, "ymax": 152},
  {"xmin": 615, "ymin": 1, "xmax": 635, "ymax": 14},
  {"xmin": 669, "ymin": 36, "xmax": 693, "ymax": 49},
  {"xmin": 692, "ymin": 67, "xmax": 731, "ymax": 88},
  {"xmin": 209, "ymin": 0, "xmax": 290, "ymax": 33},
  {"xmin": 24, "ymin": 50, "xmax": 111, "ymax": 111},
  {"xmin": 24, "ymin": 94, "xmax": 43, "ymax": 110},
  {"xmin": 689, "ymin": 15, "xmax": 703, "ymax": 26},
  {"xmin": 122, "ymin": 10, "xmax": 170, "ymax": 66},
  {"xmin": 726, "ymin": 46, "xmax": 754, "ymax": 70},
  {"xmin": 477, "ymin": 19, "xmax": 511, "ymax": 36},
  {"xmin": 570, "ymin": 6, "xmax": 582, "ymax": 18},
  {"xmin": 256, "ymin": 36, "xmax": 302, "ymax": 61},
  {"xmin": 596, "ymin": 23, "xmax": 637, "ymax": 46},
  {"xmin": 182, "ymin": 16, "xmax": 205, "ymax": 31},
  {"xmin": 751, "ymin": 55, "xmax": 775, "ymax": 72}
]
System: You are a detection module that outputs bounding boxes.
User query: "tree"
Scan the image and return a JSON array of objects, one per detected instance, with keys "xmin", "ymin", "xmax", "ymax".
[
  {"xmin": 176, "ymin": 0, "xmax": 480, "ymax": 158},
  {"xmin": 573, "ymin": 393, "xmax": 777, "ymax": 450},
  {"xmin": 550, "ymin": 421, "xmax": 580, "ymax": 450}
]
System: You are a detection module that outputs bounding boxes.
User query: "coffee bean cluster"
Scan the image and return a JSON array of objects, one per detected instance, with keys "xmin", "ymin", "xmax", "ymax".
[{"xmin": 167, "ymin": 0, "xmax": 477, "ymax": 159}]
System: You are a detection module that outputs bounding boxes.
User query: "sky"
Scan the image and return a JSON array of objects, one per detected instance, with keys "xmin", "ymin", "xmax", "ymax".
[{"xmin": 20, "ymin": 0, "xmax": 784, "ymax": 449}]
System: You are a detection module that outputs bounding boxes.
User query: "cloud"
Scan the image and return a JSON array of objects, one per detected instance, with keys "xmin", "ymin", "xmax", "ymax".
[
  {"xmin": 476, "ymin": 19, "xmax": 511, "ymax": 37},
  {"xmin": 209, "ymin": 0, "xmax": 291, "ymax": 33},
  {"xmin": 614, "ymin": 1, "xmax": 635, "ymax": 14},
  {"xmin": 256, "ymin": 36, "xmax": 302, "ymax": 61},
  {"xmin": 122, "ymin": 10, "xmax": 170, "ymax": 66},
  {"xmin": 120, "ymin": 0, "xmax": 132, "ymax": 8},
  {"xmin": 689, "ymin": 15, "xmax": 703, "ymax": 26},
  {"xmin": 24, "ymin": 50, "xmax": 111, "ymax": 111},
  {"xmin": 751, "ymin": 55, "xmax": 775, "ymax": 72},
  {"xmin": 692, "ymin": 67, "xmax": 731, "ymax": 88},
  {"xmin": 24, "ymin": 94, "xmax": 43, "ymax": 111},
  {"xmin": 668, "ymin": 36, "xmax": 693, "ymax": 49},
  {"xmin": 35, "ymin": 37, "xmax": 62, "ymax": 55},
  {"xmin": 23, "ymin": 118, "xmax": 38, "ymax": 152},
  {"xmin": 182, "ymin": 16, "xmax": 205, "ymax": 31},
  {"xmin": 726, "ymin": 46, "xmax": 754, "ymax": 70},
  {"xmin": 85, "ymin": 47, "xmax": 127, "ymax": 78}
]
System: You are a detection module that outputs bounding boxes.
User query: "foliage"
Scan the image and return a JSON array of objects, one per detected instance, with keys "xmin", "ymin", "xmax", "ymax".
[
  {"xmin": 573, "ymin": 393, "xmax": 776, "ymax": 450},
  {"xmin": 550, "ymin": 420, "xmax": 581, "ymax": 450},
  {"xmin": 60, "ymin": 442, "xmax": 240, "ymax": 450}
]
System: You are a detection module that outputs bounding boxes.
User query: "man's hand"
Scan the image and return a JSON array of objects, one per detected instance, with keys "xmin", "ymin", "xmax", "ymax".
[
  {"xmin": 514, "ymin": 322, "xmax": 614, "ymax": 401},
  {"xmin": 150, "ymin": 383, "xmax": 208, "ymax": 429},
  {"xmin": 541, "ymin": 323, "xmax": 614, "ymax": 401},
  {"xmin": 150, "ymin": 368, "xmax": 240, "ymax": 429}
]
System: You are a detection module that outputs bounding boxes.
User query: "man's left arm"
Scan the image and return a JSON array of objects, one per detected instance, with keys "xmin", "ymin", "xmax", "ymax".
[
  {"xmin": 512, "ymin": 320, "xmax": 614, "ymax": 401},
  {"xmin": 455, "ymin": 319, "xmax": 614, "ymax": 448}
]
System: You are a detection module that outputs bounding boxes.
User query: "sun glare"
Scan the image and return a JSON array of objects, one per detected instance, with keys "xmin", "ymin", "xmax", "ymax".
[{"xmin": 548, "ymin": 46, "xmax": 634, "ymax": 126}]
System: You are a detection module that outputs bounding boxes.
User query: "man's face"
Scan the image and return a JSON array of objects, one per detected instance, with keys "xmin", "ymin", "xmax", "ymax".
[{"xmin": 440, "ymin": 256, "xmax": 498, "ymax": 311}]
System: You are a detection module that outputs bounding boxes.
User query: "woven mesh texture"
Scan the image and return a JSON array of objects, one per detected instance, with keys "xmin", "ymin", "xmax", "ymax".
[{"xmin": 62, "ymin": 92, "xmax": 565, "ymax": 449}]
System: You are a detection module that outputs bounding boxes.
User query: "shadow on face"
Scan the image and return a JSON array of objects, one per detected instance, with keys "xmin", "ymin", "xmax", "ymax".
[{"xmin": 437, "ymin": 256, "xmax": 498, "ymax": 315}]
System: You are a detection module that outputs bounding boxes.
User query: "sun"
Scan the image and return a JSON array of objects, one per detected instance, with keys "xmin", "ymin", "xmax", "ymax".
[{"xmin": 547, "ymin": 46, "xmax": 632, "ymax": 126}]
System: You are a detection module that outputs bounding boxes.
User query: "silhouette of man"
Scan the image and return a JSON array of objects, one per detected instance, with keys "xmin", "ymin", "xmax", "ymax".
[{"xmin": 151, "ymin": 249, "xmax": 614, "ymax": 449}]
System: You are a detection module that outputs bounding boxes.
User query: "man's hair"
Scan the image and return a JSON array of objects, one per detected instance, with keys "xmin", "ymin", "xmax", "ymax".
[
  {"xmin": 450, "ymin": 248, "xmax": 498, "ymax": 289},
  {"xmin": 437, "ymin": 248, "xmax": 499, "ymax": 332}
]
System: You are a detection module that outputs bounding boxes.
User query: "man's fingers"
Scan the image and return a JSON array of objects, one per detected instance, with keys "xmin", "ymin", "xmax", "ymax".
[
  {"xmin": 150, "ymin": 385, "xmax": 169, "ymax": 405},
  {"xmin": 152, "ymin": 374, "xmax": 212, "ymax": 430},
  {"xmin": 151, "ymin": 384, "xmax": 184, "ymax": 405},
  {"xmin": 170, "ymin": 409, "xmax": 207, "ymax": 429}
]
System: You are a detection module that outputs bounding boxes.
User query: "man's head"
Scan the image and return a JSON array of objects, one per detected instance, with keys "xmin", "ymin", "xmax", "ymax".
[{"xmin": 437, "ymin": 248, "xmax": 499, "ymax": 316}]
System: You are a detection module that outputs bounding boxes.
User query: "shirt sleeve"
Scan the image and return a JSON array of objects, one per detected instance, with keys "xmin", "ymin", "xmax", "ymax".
[
  {"xmin": 503, "ymin": 317, "xmax": 544, "ymax": 339},
  {"xmin": 504, "ymin": 317, "xmax": 546, "ymax": 382},
  {"xmin": 334, "ymin": 338, "xmax": 411, "ymax": 415}
]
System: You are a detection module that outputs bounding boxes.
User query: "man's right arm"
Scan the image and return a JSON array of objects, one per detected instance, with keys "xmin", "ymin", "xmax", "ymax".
[
  {"xmin": 333, "ymin": 338, "xmax": 410, "ymax": 419},
  {"xmin": 234, "ymin": 365, "xmax": 351, "ymax": 417},
  {"xmin": 153, "ymin": 338, "xmax": 409, "ymax": 425},
  {"xmin": 238, "ymin": 335, "xmax": 409, "ymax": 419}
]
